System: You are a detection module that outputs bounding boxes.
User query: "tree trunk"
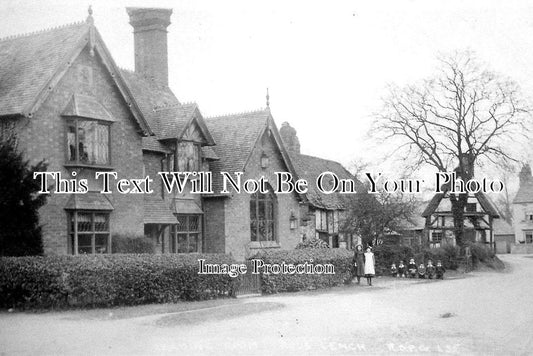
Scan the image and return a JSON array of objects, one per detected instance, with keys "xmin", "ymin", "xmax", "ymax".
[
  {"xmin": 450, "ymin": 192, "xmax": 468, "ymax": 248},
  {"xmin": 450, "ymin": 160, "xmax": 474, "ymax": 250}
]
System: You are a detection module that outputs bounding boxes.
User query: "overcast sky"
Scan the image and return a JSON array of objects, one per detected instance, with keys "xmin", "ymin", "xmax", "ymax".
[{"xmin": 2, "ymin": 0, "xmax": 533, "ymax": 178}]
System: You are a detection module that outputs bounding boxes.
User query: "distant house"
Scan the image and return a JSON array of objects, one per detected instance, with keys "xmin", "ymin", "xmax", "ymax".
[
  {"xmin": 422, "ymin": 188, "xmax": 499, "ymax": 250},
  {"xmin": 280, "ymin": 122, "xmax": 361, "ymax": 249},
  {"xmin": 396, "ymin": 212, "xmax": 426, "ymax": 248},
  {"xmin": 493, "ymin": 219, "xmax": 514, "ymax": 254},
  {"xmin": 511, "ymin": 164, "xmax": 533, "ymax": 253}
]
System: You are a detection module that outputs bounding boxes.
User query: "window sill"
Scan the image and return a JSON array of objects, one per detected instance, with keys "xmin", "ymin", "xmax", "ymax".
[
  {"xmin": 249, "ymin": 241, "xmax": 280, "ymax": 249},
  {"xmin": 64, "ymin": 163, "xmax": 115, "ymax": 170}
]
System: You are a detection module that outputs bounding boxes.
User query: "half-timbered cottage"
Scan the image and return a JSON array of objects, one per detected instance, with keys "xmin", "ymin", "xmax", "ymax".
[{"xmin": 422, "ymin": 189, "xmax": 499, "ymax": 250}]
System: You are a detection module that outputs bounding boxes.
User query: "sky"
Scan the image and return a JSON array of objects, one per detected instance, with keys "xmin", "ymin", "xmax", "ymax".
[{"xmin": 1, "ymin": 0, "xmax": 533, "ymax": 181}]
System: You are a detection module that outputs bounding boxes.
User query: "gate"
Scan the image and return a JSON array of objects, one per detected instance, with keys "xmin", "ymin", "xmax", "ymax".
[{"xmin": 235, "ymin": 260, "xmax": 261, "ymax": 296}]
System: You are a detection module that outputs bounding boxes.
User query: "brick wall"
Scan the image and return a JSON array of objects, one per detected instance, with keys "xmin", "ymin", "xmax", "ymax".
[
  {"xmin": 221, "ymin": 127, "xmax": 302, "ymax": 261},
  {"xmin": 16, "ymin": 47, "xmax": 145, "ymax": 255},
  {"xmin": 203, "ymin": 198, "xmax": 226, "ymax": 253}
]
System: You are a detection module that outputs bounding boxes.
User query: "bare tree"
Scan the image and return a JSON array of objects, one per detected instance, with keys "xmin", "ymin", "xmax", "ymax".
[{"xmin": 373, "ymin": 51, "xmax": 531, "ymax": 247}]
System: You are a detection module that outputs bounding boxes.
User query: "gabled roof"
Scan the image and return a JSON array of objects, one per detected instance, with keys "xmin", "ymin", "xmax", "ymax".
[
  {"xmin": 0, "ymin": 19, "xmax": 152, "ymax": 136},
  {"xmin": 0, "ymin": 22, "xmax": 87, "ymax": 117},
  {"xmin": 290, "ymin": 153, "xmax": 360, "ymax": 210},
  {"xmin": 121, "ymin": 69, "xmax": 216, "ymax": 148},
  {"xmin": 513, "ymin": 181, "xmax": 533, "ymax": 204},
  {"xmin": 421, "ymin": 189, "xmax": 499, "ymax": 218},
  {"xmin": 120, "ymin": 68, "xmax": 180, "ymax": 127},
  {"xmin": 156, "ymin": 104, "xmax": 215, "ymax": 144},
  {"xmin": 205, "ymin": 109, "xmax": 300, "ymax": 196},
  {"xmin": 493, "ymin": 219, "xmax": 514, "ymax": 236}
]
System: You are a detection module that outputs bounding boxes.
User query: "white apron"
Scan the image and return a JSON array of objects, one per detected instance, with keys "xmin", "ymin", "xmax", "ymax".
[{"xmin": 364, "ymin": 252, "xmax": 375, "ymax": 275}]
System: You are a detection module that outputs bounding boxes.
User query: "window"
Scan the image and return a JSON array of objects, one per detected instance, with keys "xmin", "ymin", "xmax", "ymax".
[
  {"xmin": 526, "ymin": 212, "xmax": 533, "ymax": 221},
  {"xmin": 431, "ymin": 231, "xmax": 443, "ymax": 242},
  {"xmin": 466, "ymin": 203, "xmax": 477, "ymax": 213},
  {"xmin": 316, "ymin": 210, "xmax": 328, "ymax": 232},
  {"xmin": 177, "ymin": 141, "xmax": 199, "ymax": 172},
  {"xmin": 526, "ymin": 232, "xmax": 533, "ymax": 244},
  {"xmin": 68, "ymin": 211, "xmax": 110, "ymax": 254},
  {"xmin": 430, "ymin": 231, "xmax": 443, "ymax": 248},
  {"xmin": 250, "ymin": 190, "xmax": 276, "ymax": 242},
  {"xmin": 67, "ymin": 119, "xmax": 110, "ymax": 165},
  {"xmin": 171, "ymin": 215, "xmax": 200, "ymax": 253}
]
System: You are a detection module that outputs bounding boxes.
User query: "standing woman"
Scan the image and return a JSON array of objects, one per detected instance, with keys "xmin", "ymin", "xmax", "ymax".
[
  {"xmin": 352, "ymin": 244, "xmax": 365, "ymax": 284},
  {"xmin": 364, "ymin": 246, "xmax": 376, "ymax": 286}
]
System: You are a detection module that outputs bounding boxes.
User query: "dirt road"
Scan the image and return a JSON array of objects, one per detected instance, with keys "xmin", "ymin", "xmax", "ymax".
[{"xmin": 1, "ymin": 254, "xmax": 532, "ymax": 355}]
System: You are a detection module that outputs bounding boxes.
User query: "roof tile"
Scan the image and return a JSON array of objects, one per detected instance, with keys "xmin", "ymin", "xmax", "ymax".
[{"xmin": 0, "ymin": 22, "xmax": 89, "ymax": 117}]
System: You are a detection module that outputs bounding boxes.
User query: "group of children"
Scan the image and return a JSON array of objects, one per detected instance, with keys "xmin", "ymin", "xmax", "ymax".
[{"xmin": 390, "ymin": 258, "xmax": 446, "ymax": 279}]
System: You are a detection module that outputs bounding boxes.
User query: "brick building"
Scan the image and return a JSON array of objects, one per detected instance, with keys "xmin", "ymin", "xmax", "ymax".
[{"xmin": 0, "ymin": 7, "xmax": 357, "ymax": 259}]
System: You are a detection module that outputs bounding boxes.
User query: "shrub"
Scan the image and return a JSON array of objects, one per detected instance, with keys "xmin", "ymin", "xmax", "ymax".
[
  {"xmin": 0, "ymin": 254, "xmax": 238, "ymax": 309},
  {"xmin": 250, "ymin": 248, "xmax": 352, "ymax": 294},
  {"xmin": 295, "ymin": 238, "xmax": 329, "ymax": 249},
  {"xmin": 112, "ymin": 234, "xmax": 155, "ymax": 254},
  {"xmin": 0, "ymin": 136, "xmax": 48, "ymax": 256},
  {"xmin": 373, "ymin": 244, "xmax": 415, "ymax": 275},
  {"xmin": 465, "ymin": 243, "xmax": 505, "ymax": 270}
]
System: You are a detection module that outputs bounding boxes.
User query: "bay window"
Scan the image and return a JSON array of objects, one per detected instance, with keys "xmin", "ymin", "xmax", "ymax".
[{"xmin": 67, "ymin": 119, "xmax": 110, "ymax": 166}]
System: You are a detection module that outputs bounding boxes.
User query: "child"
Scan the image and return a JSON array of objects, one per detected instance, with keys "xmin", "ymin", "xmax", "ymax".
[
  {"xmin": 364, "ymin": 247, "xmax": 375, "ymax": 286},
  {"xmin": 408, "ymin": 258, "xmax": 417, "ymax": 278},
  {"xmin": 390, "ymin": 263, "xmax": 398, "ymax": 277},
  {"xmin": 426, "ymin": 260, "xmax": 436, "ymax": 279},
  {"xmin": 436, "ymin": 260, "xmax": 446, "ymax": 279},
  {"xmin": 397, "ymin": 260, "xmax": 406, "ymax": 278},
  {"xmin": 418, "ymin": 263, "xmax": 426, "ymax": 279}
]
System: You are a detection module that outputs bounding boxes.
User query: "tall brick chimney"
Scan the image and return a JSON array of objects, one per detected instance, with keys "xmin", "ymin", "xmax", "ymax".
[
  {"xmin": 280, "ymin": 122, "xmax": 301, "ymax": 155},
  {"xmin": 126, "ymin": 7, "xmax": 172, "ymax": 86}
]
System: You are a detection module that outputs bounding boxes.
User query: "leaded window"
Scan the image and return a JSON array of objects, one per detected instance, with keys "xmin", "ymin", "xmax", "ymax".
[
  {"xmin": 177, "ymin": 141, "xmax": 199, "ymax": 172},
  {"xmin": 250, "ymin": 190, "xmax": 276, "ymax": 242},
  {"xmin": 67, "ymin": 119, "xmax": 110, "ymax": 165},
  {"xmin": 171, "ymin": 215, "xmax": 201, "ymax": 253},
  {"xmin": 68, "ymin": 211, "xmax": 110, "ymax": 254},
  {"xmin": 316, "ymin": 210, "xmax": 328, "ymax": 232}
]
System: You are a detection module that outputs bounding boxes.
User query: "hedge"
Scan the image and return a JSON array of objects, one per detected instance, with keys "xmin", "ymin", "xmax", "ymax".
[
  {"xmin": 250, "ymin": 248, "xmax": 353, "ymax": 294},
  {"xmin": 111, "ymin": 234, "xmax": 156, "ymax": 254},
  {"xmin": 295, "ymin": 238, "xmax": 329, "ymax": 249},
  {"xmin": 0, "ymin": 254, "xmax": 238, "ymax": 309}
]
